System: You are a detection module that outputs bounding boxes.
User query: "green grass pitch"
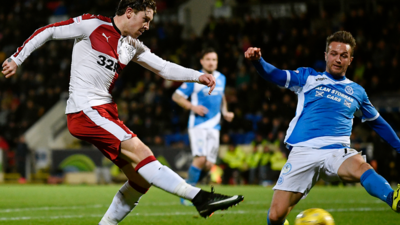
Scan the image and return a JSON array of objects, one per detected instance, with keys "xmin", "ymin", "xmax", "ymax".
[{"xmin": 0, "ymin": 184, "xmax": 398, "ymax": 224}]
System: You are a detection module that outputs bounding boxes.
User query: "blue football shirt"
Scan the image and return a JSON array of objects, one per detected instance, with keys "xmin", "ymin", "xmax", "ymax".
[
  {"xmin": 282, "ymin": 67, "xmax": 379, "ymax": 149},
  {"xmin": 175, "ymin": 70, "xmax": 226, "ymax": 130}
]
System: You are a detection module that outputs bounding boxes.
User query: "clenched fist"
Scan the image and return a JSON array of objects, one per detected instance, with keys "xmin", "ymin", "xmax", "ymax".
[
  {"xmin": 2, "ymin": 58, "xmax": 17, "ymax": 78},
  {"xmin": 244, "ymin": 47, "xmax": 262, "ymax": 61}
]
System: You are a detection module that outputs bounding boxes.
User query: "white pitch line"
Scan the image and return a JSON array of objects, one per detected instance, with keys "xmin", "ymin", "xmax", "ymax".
[
  {"xmin": 0, "ymin": 207, "xmax": 390, "ymax": 221},
  {"xmin": 0, "ymin": 214, "xmax": 104, "ymax": 221},
  {"xmin": 0, "ymin": 205, "xmax": 104, "ymax": 213},
  {"xmin": 0, "ymin": 200, "xmax": 384, "ymax": 214}
]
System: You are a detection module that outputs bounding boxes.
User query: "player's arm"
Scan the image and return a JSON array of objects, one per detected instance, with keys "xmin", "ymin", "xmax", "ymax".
[
  {"xmin": 2, "ymin": 17, "xmax": 86, "ymax": 78},
  {"xmin": 130, "ymin": 40, "xmax": 215, "ymax": 94},
  {"xmin": 359, "ymin": 92, "xmax": 400, "ymax": 153},
  {"xmin": 244, "ymin": 47, "xmax": 288, "ymax": 87},
  {"xmin": 221, "ymin": 94, "xmax": 234, "ymax": 122},
  {"xmin": 172, "ymin": 90, "xmax": 208, "ymax": 116},
  {"xmin": 366, "ymin": 116, "xmax": 400, "ymax": 153}
]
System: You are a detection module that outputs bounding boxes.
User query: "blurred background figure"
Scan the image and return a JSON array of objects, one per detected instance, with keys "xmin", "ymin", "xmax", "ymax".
[
  {"xmin": 245, "ymin": 143, "xmax": 262, "ymax": 185},
  {"xmin": 16, "ymin": 135, "xmax": 30, "ymax": 184},
  {"xmin": 172, "ymin": 48, "xmax": 234, "ymax": 205},
  {"xmin": 221, "ymin": 143, "xmax": 246, "ymax": 185}
]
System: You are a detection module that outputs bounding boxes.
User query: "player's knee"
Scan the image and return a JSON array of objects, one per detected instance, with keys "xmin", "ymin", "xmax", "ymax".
[
  {"xmin": 268, "ymin": 208, "xmax": 286, "ymax": 224},
  {"xmin": 122, "ymin": 137, "xmax": 151, "ymax": 154},
  {"xmin": 359, "ymin": 162, "xmax": 373, "ymax": 174},
  {"xmin": 347, "ymin": 162, "xmax": 373, "ymax": 181},
  {"xmin": 193, "ymin": 156, "xmax": 207, "ymax": 166}
]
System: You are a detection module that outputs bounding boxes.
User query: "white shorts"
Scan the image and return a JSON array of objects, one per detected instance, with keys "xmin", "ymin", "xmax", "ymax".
[
  {"xmin": 188, "ymin": 128, "xmax": 220, "ymax": 164},
  {"xmin": 273, "ymin": 146, "xmax": 361, "ymax": 197}
]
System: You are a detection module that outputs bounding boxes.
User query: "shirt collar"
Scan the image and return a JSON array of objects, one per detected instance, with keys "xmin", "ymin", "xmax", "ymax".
[
  {"xmin": 323, "ymin": 71, "xmax": 346, "ymax": 81},
  {"xmin": 111, "ymin": 17, "xmax": 121, "ymax": 35}
]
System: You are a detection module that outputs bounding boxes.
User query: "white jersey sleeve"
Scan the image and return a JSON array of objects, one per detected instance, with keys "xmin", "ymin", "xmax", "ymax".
[
  {"xmin": 10, "ymin": 17, "xmax": 88, "ymax": 66},
  {"xmin": 130, "ymin": 39, "xmax": 202, "ymax": 82}
]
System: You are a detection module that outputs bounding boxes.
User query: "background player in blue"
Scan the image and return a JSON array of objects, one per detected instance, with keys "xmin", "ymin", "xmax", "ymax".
[
  {"xmin": 172, "ymin": 48, "xmax": 234, "ymax": 205},
  {"xmin": 245, "ymin": 31, "xmax": 400, "ymax": 225}
]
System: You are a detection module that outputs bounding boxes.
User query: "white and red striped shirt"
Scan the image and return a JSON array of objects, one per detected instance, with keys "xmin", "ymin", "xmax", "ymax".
[{"xmin": 11, "ymin": 14, "xmax": 203, "ymax": 114}]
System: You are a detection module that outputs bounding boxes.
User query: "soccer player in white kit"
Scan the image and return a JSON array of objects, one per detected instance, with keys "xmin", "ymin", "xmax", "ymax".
[
  {"xmin": 245, "ymin": 31, "xmax": 400, "ymax": 225},
  {"xmin": 1, "ymin": 0, "xmax": 243, "ymax": 223},
  {"xmin": 172, "ymin": 48, "xmax": 234, "ymax": 205}
]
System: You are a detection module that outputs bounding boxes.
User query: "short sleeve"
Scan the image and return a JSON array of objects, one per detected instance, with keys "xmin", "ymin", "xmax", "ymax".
[
  {"xmin": 175, "ymin": 82, "xmax": 194, "ymax": 99},
  {"xmin": 359, "ymin": 91, "xmax": 379, "ymax": 122}
]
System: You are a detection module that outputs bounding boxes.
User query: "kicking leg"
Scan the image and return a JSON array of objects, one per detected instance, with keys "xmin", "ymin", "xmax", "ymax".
[
  {"xmin": 338, "ymin": 154, "xmax": 398, "ymax": 211},
  {"xmin": 120, "ymin": 137, "xmax": 244, "ymax": 218},
  {"xmin": 267, "ymin": 190, "xmax": 303, "ymax": 225},
  {"xmin": 99, "ymin": 164, "xmax": 150, "ymax": 225},
  {"xmin": 120, "ymin": 137, "xmax": 201, "ymax": 200}
]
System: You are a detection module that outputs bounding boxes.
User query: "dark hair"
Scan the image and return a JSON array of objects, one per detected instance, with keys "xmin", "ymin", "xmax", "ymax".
[
  {"xmin": 116, "ymin": 0, "xmax": 157, "ymax": 16},
  {"xmin": 201, "ymin": 48, "xmax": 217, "ymax": 59},
  {"xmin": 326, "ymin": 31, "xmax": 356, "ymax": 56}
]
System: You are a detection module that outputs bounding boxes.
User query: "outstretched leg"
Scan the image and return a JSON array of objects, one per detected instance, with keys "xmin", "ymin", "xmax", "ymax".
[
  {"xmin": 120, "ymin": 137, "xmax": 244, "ymax": 218},
  {"xmin": 338, "ymin": 154, "xmax": 398, "ymax": 212},
  {"xmin": 267, "ymin": 190, "xmax": 303, "ymax": 225}
]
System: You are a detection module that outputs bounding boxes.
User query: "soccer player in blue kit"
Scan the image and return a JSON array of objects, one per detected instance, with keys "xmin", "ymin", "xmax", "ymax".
[
  {"xmin": 173, "ymin": 48, "xmax": 234, "ymax": 205},
  {"xmin": 244, "ymin": 31, "xmax": 400, "ymax": 224}
]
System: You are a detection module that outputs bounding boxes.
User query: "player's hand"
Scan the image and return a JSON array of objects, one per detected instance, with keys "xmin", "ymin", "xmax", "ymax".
[
  {"xmin": 2, "ymin": 58, "xmax": 18, "ymax": 78},
  {"xmin": 223, "ymin": 111, "xmax": 234, "ymax": 122},
  {"xmin": 198, "ymin": 74, "xmax": 216, "ymax": 95},
  {"xmin": 191, "ymin": 105, "xmax": 208, "ymax": 116},
  {"xmin": 244, "ymin": 47, "xmax": 262, "ymax": 61}
]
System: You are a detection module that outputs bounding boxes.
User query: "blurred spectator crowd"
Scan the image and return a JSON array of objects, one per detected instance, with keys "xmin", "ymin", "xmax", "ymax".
[
  {"xmin": 0, "ymin": 0, "xmax": 400, "ymax": 182},
  {"xmin": 218, "ymin": 133, "xmax": 288, "ymax": 185}
]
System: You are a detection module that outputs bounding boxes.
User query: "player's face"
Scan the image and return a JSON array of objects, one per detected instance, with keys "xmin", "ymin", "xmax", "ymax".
[
  {"xmin": 325, "ymin": 42, "xmax": 354, "ymax": 77},
  {"xmin": 127, "ymin": 8, "xmax": 154, "ymax": 38},
  {"xmin": 200, "ymin": 52, "xmax": 218, "ymax": 74}
]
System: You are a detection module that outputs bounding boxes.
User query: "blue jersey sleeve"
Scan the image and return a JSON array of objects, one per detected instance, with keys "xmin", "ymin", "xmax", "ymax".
[
  {"xmin": 251, "ymin": 57, "xmax": 287, "ymax": 87},
  {"xmin": 359, "ymin": 91, "xmax": 379, "ymax": 122},
  {"xmin": 252, "ymin": 58, "xmax": 310, "ymax": 92},
  {"xmin": 285, "ymin": 67, "xmax": 312, "ymax": 92},
  {"xmin": 175, "ymin": 82, "xmax": 194, "ymax": 99},
  {"xmin": 367, "ymin": 116, "xmax": 400, "ymax": 153}
]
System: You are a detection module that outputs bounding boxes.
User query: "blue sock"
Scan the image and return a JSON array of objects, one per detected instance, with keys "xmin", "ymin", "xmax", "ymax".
[
  {"xmin": 267, "ymin": 209, "xmax": 271, "ymax": 225},
  {"xmin": 186, "ymin": 165, "xmax": 201, "ymax": 186},
  {"xmin": 360, "ymin": 169, "xmax": 394, "ymax": 206},
  {"xmin": 267, "ymin": 209, "xmax": 285, "ymax": 225}
]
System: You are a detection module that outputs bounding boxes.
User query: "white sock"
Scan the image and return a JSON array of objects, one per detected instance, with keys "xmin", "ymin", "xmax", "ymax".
[
  {"xmin": 99, "ymin": 181, "xmax": 144, "ymax": 225},
  {"xmin": 137, "ymin": 160, "xmax": 200, "ymax": 200}
]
